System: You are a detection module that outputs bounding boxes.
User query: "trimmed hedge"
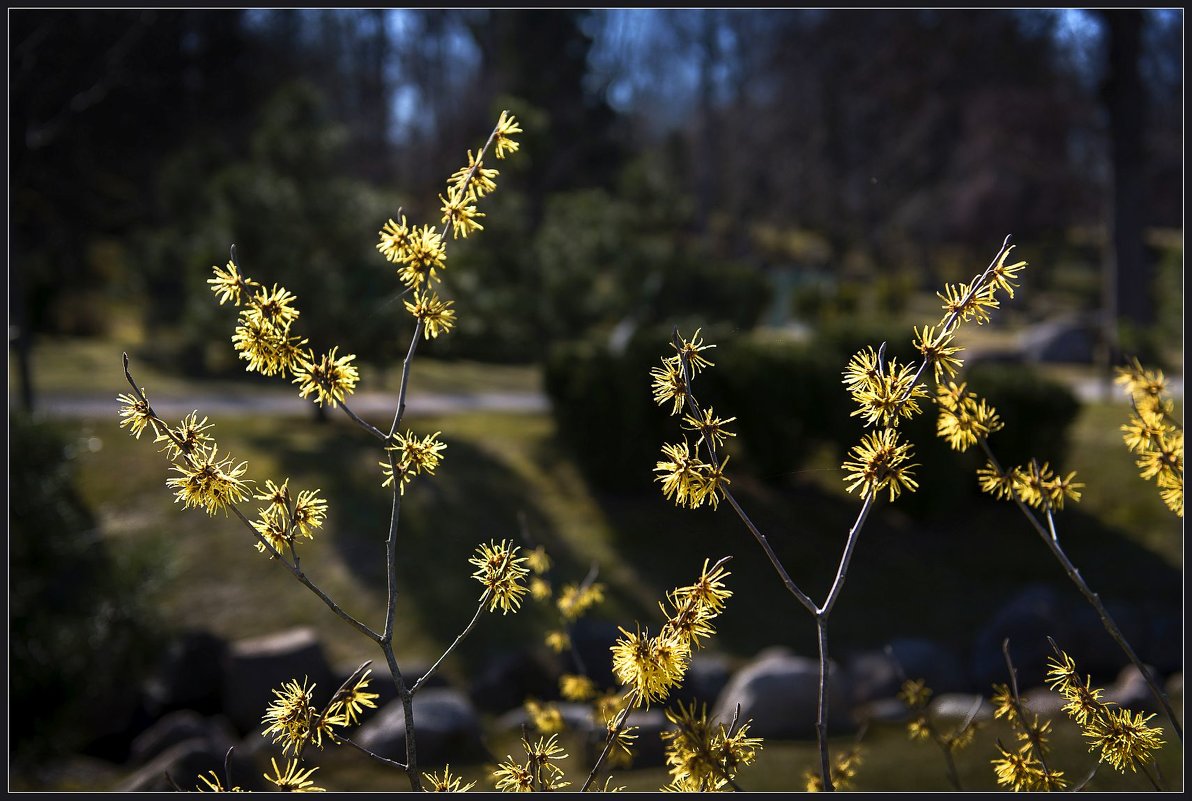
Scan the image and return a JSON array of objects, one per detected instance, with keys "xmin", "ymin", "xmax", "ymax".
[{"xmin": 544, "ymin": 327, "xmax": 1081, "ymax": 518}]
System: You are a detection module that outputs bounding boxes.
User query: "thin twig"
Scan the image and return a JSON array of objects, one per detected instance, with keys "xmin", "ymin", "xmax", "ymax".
[
  {"xmin": 411, "ymin": 597, "xmax": 487, "ymax": 695},
  {"xmin": 339, "ymin": 401, "xmax": 388, "ymax": 440},
  {"xmin": 980, "ymin": 441, "xmax": 1182, "ymax": 740},
  {"xmin": 580, "ymin": 704, "xmax": 632, "ymax": 792},
  {"xmin": 337, "ymin": 734, "xmax": 409, "ymax": 771}
]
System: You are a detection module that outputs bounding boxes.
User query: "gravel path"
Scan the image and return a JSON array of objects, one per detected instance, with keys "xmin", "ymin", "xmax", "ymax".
[{"xmin": 29, "ymin": 389, "xmax": 550, "ymax": 419}]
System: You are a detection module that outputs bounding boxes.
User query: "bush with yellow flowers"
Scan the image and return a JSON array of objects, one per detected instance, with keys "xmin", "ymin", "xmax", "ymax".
[{"xmin": 117, "ymin": 108, "xmax": 1180, "ymax": 791}]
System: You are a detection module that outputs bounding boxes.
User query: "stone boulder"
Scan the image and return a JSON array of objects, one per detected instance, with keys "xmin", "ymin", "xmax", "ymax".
[
  {"xmin": 355, "ymin": 688, "xmax": 486, "ymax": 764},
  {"xmin": 712, "ymin": 648, "xmax": 853, "ymax": 740},
  {"xmin": 221, "ymin": 627, "xmax": 336, "ymax": 735},
  {"xmin": 115, "ymin": 738, "xmax": 264, "ymax": 792},
  {"xmin": 467, "ymin": 649, "xmax": 559, "ymax": 714},
  {"xmin": 128, "ymin": 709, "xmax": 237, "ymax": 766},
  {"xmin": 846, "ymin": 638, "xmax": 969, "ymax": 705},
  {"xmin": 142, "ymin": 629, "xmax": 228, "ymax": 718}
]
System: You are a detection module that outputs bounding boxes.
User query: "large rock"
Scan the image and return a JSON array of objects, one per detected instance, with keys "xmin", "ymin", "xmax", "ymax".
[
  {"xmin": 1019, "ymin": 317, "xmax": 1097, "ymax": 364},
  {"xmin": 143, "ymin": 629, "xmax": 228, "ymax": 718},
  {"xmin": 846, "ymin": 638, "xmax": 970, "ymax": 704},
  {"xmin": 467, "ymin": 649, "xmax": 559, "ymax": 713},
  {"xmin": 114, "ymin": 738, "xmax": 264, "ymax": 792},
  {"xmin": 670, "ymin": 652, "xmax": 734, "ymax": 709},
  {"xmin": 712, "ymin": 648, "xmax": 853, "ymax": 740},
  {"xmin": 128, "ymin": 709, "xmax": 237, "ymax": 766},
  {"xmin": 221, "ymin": 627, "xmax": 336, "ymax": 735},
  {"xmin": 355, "ymin": 688, "xmax": 486, "ymax": 764},
  {"xmin": 970, "ymin": 585, "xmax": 1164, "ymax": 693}
]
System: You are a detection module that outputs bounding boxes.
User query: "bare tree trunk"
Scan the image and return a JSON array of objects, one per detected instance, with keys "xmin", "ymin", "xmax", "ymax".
[{"xmin": 1098, "ymin": 9, "xmax": 1150, "ymax": 368}]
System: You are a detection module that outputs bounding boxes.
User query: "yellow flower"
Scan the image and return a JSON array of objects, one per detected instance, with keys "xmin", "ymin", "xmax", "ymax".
[
  {"xmin": 1086, "ymin": 708, "xmax": 1165, "ymax": 773},
  {"xmin": 991, "ymin": 743, "xmax": 1049, "ymax": 791},
  {"xmin": 672, "ymin": 328, "xmax": 716, "ymax": 373},
  {"xmin": 208, "ymin": 259, "xmax": 260, "ymax": 306},
  {"xmin": 381, "ymin": 430, "xmax": 447, "ymax": 493},
  {"xmin": 424, "ymin": 764, "xmax": 477, "ymax": 792},
  {"xmin": 155, "ymin": 411, "xmax": 215, "ymax": 461},
  {"xmin": 670, "ymin": 557, "xmax": 733, "ymax": 617},
  {"xmin": 167, "ymin": 444, "xmax": 251, "ymax": 515},
  {"xmin": 377, "ymin": 214, "xmax": 448, "ymax": 287},
  {"xmin": 232, "ymin": 317, "xmax": 308, "ymax": 376},
  {"xmin": 913, "ymin": 324, "xmax": 964, "ymax": 383},
  {"xmin": 292, "ymin": 347, "xmax": 359, "ymax": 407},
  {"xmin": 404, "ymin": 289, "xmax": 457, "ymax": 339},
  {"xmin": 559, "ymin": 674, "xmax": 597, "ymax": 702},
  {"xmin": 842, "ymin": 346, "xmax": 882, "ymax": 395},
  {"xmin": 848, "ymin": 358, "xmax": 927, "ymax": 428},
  {"xmin": 440, "ymin": 185, "xmax": 485, "ymax": 239},
  {"xmin": 610, "ymin": 625, "xmax": 690, "ymax": 708},
  {"xmin": 252, "ymin": 505, "xmax": 291, "ymax": 555},
  {"xmin": 681, "ymin": 406, "xmax": 737, "ymax": 449},
  {"xmin": 117, "ymin": 390, "xmax": 158, "ymax": 439},
  {"xmin": 936, "ymin": 391, "xmax": 1002, "ymax": 452},
  {"xmin": 650, "ymin": 357, "xmax": 689, "ymax": 416},
  {"xmin": 525, "ymin": 545, "xmax": 551, "ymax": 575},
  {"xmin": 937, "ymin": 280, "xmax": 1000, "ymax": 329},
  {"xmin": 262, "ymin": 677, "xmax": 318, "ymax": 754},
  {"xmin": 492, "ymin": 110, "xmax": 522, "ymax": 160},
  {"xmin": 469, "ymin": 539, "xmax": 530, "ymax": 614},
  {"xmin": 242, "ymin": 283, "xmax": 301, "ymax": 331},
  {"xmin": 327, "ymin": 668, "xmax": 380, "ymax": 727},
  {"xmin": 492, "ymin": 757, "xmax": 534, "ymax": 792},
  {"xmin": 377, "ymin": 213, "xmax": 412, "ymax": 263},
  {"xmin": 841, "ymin": 427, "xmax": 919, "ymax": 502},
  {"xmin": 654, "ymin": 440, "xmax": 726, "ymax": 509},
  {"xmin": 195, "ymin": 770, "xmax": 243, "ymax": 792},
  {"xmin": 977, "ymin": 460, "xmax": 1016, "ymax": 501},
  {"xmin": 556, "ymin": 582, "xmax": 605, "ymax": 621},
  {"xmin": 525, "ymin": 698, "xmax": 564, "ymax": 733},
  {"xmin": 291, "ymin": 488, "xmax": 328, "ymax": 538},
  {"xmin": 449, "ymin": 149, "xmax": 499, "ymax": 198},
  {"xmin": 529, "ymin": 577, "xmax": 551, "ymax": 601},
  {"xmin": 545, "ymin": 629, "xmax": 570, "ymax": 653},
  {"xmin": 988, "ymin": 245, "xmax": 1027, "ymax": 299},
  {"xmin": 264, "ymin": 757, "xmax": 324, "ymax": 792}
]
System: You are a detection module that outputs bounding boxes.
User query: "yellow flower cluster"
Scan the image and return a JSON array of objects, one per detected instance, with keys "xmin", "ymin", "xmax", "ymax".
[
  {"xmin": 225, "ymin": 276, "xmax": 310, "ymax": 379},
  {"xmin": 556, "ymin": 581, "xmax": 606, "ymax": 621},
  {"xmin": 976, "ymin": 458, "xmax": 1083, "ymax": 511},
  {"xmin": 1046, "ymin": 648, "xmax": 1165, "ymax": 773},
  {"xmin": 610, "ymin": 559, "xmax": 731, "ymax": 709},
  {"xmin": 261, "ymin": 667, "xmax": 379, "ymax": 757},
  {"xmin": 469, "ymin": 539, "xmax": 531, "ymax": 614},
  {"xmin": 492, "ymin": 733, "xmax": 570, "ymax": 792},
  {"xmin": 804, "ymin": 747, "xmax": 863, "ymax": 792},
  {"xmin": 264, "ymin": 757, "xmax": 324, "ymax": 792},
  {"xmin": 841, "ymin": 427, "xmax": 919, "ymax": 502},
  {"xmin": 119, "ymin": 367, "xmax": 336, "ymax": 534},
  {"xmin": 376, "ymin": 110, "xmax": 521, "ymax": 338},
  {"xmin": 898, "ymin": 678, "xmax": 978, "ymax": 760},
  {"xmin": 424, "ymin": 767, "xmax": 474, "ymax": 791},
  {"xmin": 1115, "ymin": 358, "xmax": 1183, "ymax": 517},
  {"xmin": 423, "ymin": 764, "xmax": 477, "ymax": 792},
  {"xmin": 524, "ymin": 698, "xmax": 565, "ymax": 734},
  {"xmin": 837, "ymin": 244, "xmax": 1028, "ymax": 503},
  {"xmin": 210, "ymin": 254, "xmax": 365, "ymax": 409},
  {"xmin": 935, "ymin": 381, "xmax": 1004, "ymax": 452},
  {"xmin": 379, "ymin": 429, "xmax": 447, "ymax": 493},
  {"xmin": 989, "ymin": 682, "xmax": 1067, "ymax": 791},
  {"xmin": 661, "ymin": 700, "xmax": 764, "ymax": 792},
  {"xmin": 250, "ymin": 478, "xmax": 328, "ymax": 556},
  {"xmin": 166, "ymin": 444, "xmax": 251, "ymax": 516}
]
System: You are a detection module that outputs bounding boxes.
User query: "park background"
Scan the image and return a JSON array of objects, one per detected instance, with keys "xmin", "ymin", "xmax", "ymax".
[{"xmin": 9, "ymin": 8, "xmax": 1183, "ymax": 791}]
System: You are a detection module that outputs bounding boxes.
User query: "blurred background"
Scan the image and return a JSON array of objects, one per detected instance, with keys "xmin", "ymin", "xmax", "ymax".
[{"xmin": 9, "ymin": 9, "xmax": 1183, "ymax": 791}]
